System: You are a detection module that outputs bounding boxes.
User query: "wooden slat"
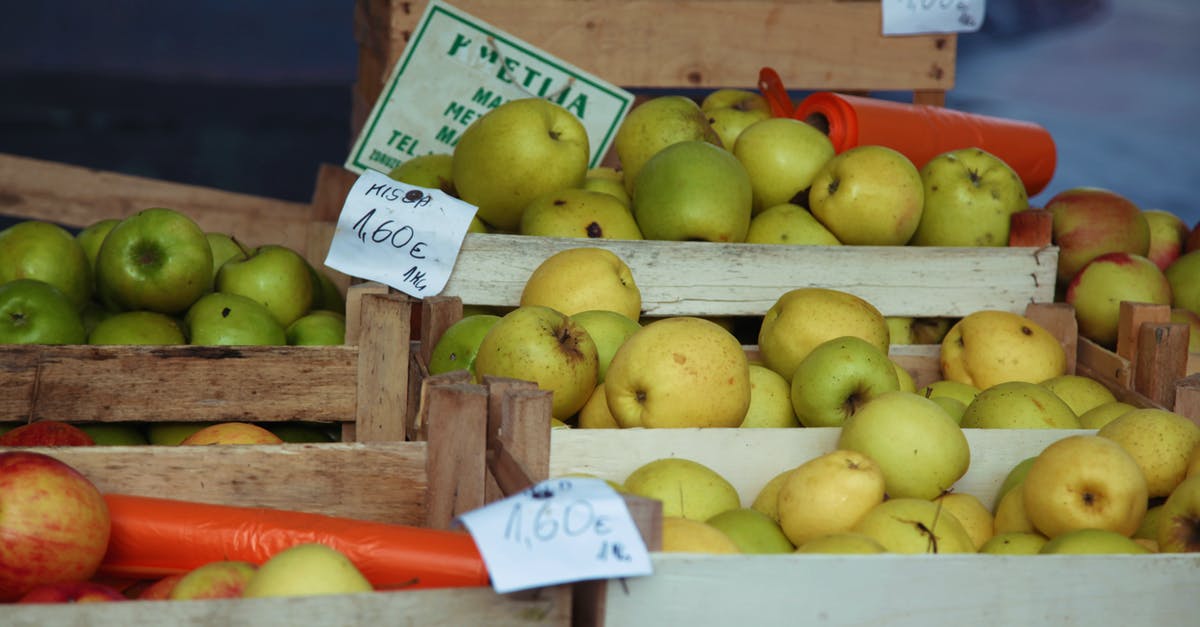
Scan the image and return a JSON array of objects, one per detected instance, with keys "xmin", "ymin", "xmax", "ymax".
[
  {"xmin": 424, "ymin": 381, "xmax": 490, "ymax": 530},
  {"xmin": 1133, "ymin": 322, "xmax": 1190, "ymax": 409},
  {"xmin": 1025, "ymin": 302, "xmax": 1079, "ymax": 375},
  {"xmin": 355, "ymin": 292, "xmax": 414, "ymax": 442}
]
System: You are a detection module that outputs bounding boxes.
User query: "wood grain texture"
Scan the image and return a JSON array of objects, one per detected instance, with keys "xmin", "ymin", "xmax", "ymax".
[
  {"xmin": 355, "ymin": 292, "xmax": 413, "ymax": 442},
  {"xmin": 424, "ymin": 381, "xmax": 489, "ymax": 529}
]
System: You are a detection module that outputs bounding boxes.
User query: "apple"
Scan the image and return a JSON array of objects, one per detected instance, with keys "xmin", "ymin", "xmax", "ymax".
[
  {"xmin": 794, "ymin": 532, "xmax": 887, "ymax": 554},
  {"xmin": 993, "ymin": 456, "xmax": 1037, "ymax": 511},
  {"xmin": 185, "ymin": 292, "xmax": 287, "ymax": 346},
  {"xmin": 1039, "ymin": 373, "xmax": 1117, "ymax": 417},
  {"xmin": 838, "ymin": 391, "xmax": 970, "ymax": 500},
  {"xmin": 386, "ymin": 152, "xmax": 456, "ymax": 196},
  {"xmin": 919, "ymin": 379, "xmax": 982, "ymax": 408},
  {"xmin": 1136, "ymin": 504, "xmax": 1165, "ymax": 541},
  {"xmin": 569, "ymin": 309, "xmax": 641, "ymax": 382},
  {"xmin": 732, "ymin": 117, "xmax": 835, "ymax": 214},
  {"xmin": 1098, "ymin": 408, "xmax": 1200, "ymax": 498},
  {"xmin": 16, "ymin": 580, "xmax": 127, "ymax": 603},
  {"xmin": 886, "ymin": 316, "xmax": 916, "ymax": 345},
  {"xmin": 520, "ymin": 247, "xmax": 641, "ymax": 320},
  {"xmin": 134, "ymin": 573, "xmax": 184, "ymax": 600},
  {"xmin": 309, "ymin": 266, "xmax": 346, "ymax": 313},
  {"xmin": 581, "ymin": 167, "xmax": 631, "ymax": 208},
  {"xmin": 776, "ymin": 449, "xmax": 886, "ymax": 547},
  {"xmin": 808, "ymin": 145, "xmax": 924, "ymax": 246},
  {"xmin": 0, "ymin": 220, "xmax": 91, "ymax": 310},
  {"xmin": 1143, "ymin": 209, "xmax": 1189, "ymax": 270},
  {"xmin": 453, "ymin": 98, "xmax": 589, "ymax": 231},
  {"xmin": 204, "ymin": 232, "xmax": 249, "ymax": 285},
  {"xmin": 473, "ymin": 305, "xmax": 599, "ymax": 420},
  {"xmin": 1039, "ymin": 528, "xmax": 1151, "ymax": 554},
  {"xmin": 939, "ymin": 309, "xmax": 1067, "ymax": 390},
  {"xmin": 1190, "ymin": 443, "xmax": 1200, "ymax": 479},
  {"xmin": 0, "ymin": 278, "xmax": 87, "ymax": 344},
  {"xmin": 929, "ymin": 396, "xmax": 967, "ymax": 425},
  {"xmin": 912, "ymin": 317, "xmax": 955, "ymax": 344},
  {"xmin": 751, "ymin": 467, "xmax": 796, "ymax": 523},
  {"xmin": 576, "ymin": 382, "xmax": 620, "ymax": 429},
  {"xmin": 910, "ymin": 147, "xmax": 1029, "ymax": 247},
  {"xmin": 789, "ymin": 336, "xmax": 899, "ymax": 428},
  {"xmin": 705, "ymin": 508, "xmax": 794, "ymax": 554},
  {"xmin": 179, "ymin": 422, "xmax": 284, "ymax": 445},
  {"xmin": 87, "ymin": 310, "xmax": 187, "ymax": 345},
  {"xmin": 631, "ymin": 140, "xmax": 752, "ymax": 242},
  {"xmin": 0, "ymin": 421, "xmax": 95, "ymax": 446},
  {"xmin": 700, "ymin": 88, "xmax": 772, "ymax": 151},
  {"xmin": 1165, "ymin": 249, "xmax": 1200, "ymax": 318},
  {"xmin": 242, "ymin": 543, "xmax": 373, "ymax": 598},
  {"xmin": 76, "ymin": 423, "xmax": 148, "ymax": 446},
  {"xmin": 852, "ymin": 497, "xmax": 975, "ymax": 554},
  {"xmin": 1157, "ymin": 473, "xmax": 1200, "ymax": 552},
  {"xmin": 978, "ymin": 532, "xmax": 1048, "ymax": 555},
  {"xmin": 741, "ymin": 363, "xmax": 800, "ymax": 428},
  {"xmin": 0, "ymin": 451, "xmax": 111, "ymax": 601},
  {"xmin": 934, "ymin": 492, "xmax": 994, "ymax": 550},
  {"xmin": 1065, "ymin": 252, "xmax": 1172, "ymax": 347},
  {"xmin": 744, "ymin": 202, "xmax": 842, "ymax": 246},
  {"xmin": 1078, "ymin": 401, "xmax": 1137, "ymax": 429},
  {"xmin": 660, "ymin": 516, "xmax": 740, "ymax": 554},
  {"xmin": 757, "ymin": 287, "xmax": 890, "ymax": 384},
  {"xmin": 519, "ymin": 188, "xmax": 643, "ymax": 240},
  {"xmin": 286, "ymin": 310, "xmax": 346, "ymax": 346},
  {"xmin": 1022, "ymin": 434, "xmax": 1148, "ymax": 538},
  {"xmin": 1047, "ymin": 187, "xmax": 1150, "ymax": 284},
  {"xmin": 960, "ymin": 381, "xmax": 1081, "ymax": 429},
  {"xmin": 993, "ymin": 483, "xmax": 1037, "ymax": 535},
  {"xmin": 75, "ymin": 218, "xmax": 120, "ymax": 279},
  {"xmin": 892, "ymin": 360, "xmax": 917, "ymax": 393},
  {"xmin": 169, "ymin": 560, "xmax": 258, "ymax": 599},
  {"xmin": 613, "ymin": 95, "xmax": 722, "ymax": 195},
  {"xmin": 95, "ymin": 207, "xmax": 214, "ymax": 314},
  {"xmin": 605, "ymin": 316, "xmax": 750, "ymax": 428},
  {"xmin": 216, "ymin": 244, "xmax": 314, "ymax": 328},
  {"xmin": 146, "ymin": 421, "xmax": 214, "ymax": 446},
  {"xmin": 622, "ymin": 457, "xmax": 740, "ymax": 522},
  {"xmin": 427, "ymin": 313, "xmax": 502, "ymax": 377},
  {"xmin": 1170, "ymin": 307, "xmax": 1200, "ymax": 351}
]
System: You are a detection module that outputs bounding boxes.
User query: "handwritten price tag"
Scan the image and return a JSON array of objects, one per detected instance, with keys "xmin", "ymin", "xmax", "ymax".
[
  {"xmin": 323, "ymin": 168, "xmax": 477, "ymax": 298},
  {"xmin": 883, "ymin": 0, "xmax": 986, "ymax": 35},
  {"xmin": 458, "ymin": 477, "xmax": 652, "ymax": 594}
]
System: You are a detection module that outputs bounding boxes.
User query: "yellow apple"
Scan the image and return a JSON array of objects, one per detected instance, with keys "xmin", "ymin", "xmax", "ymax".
[
  {"xmin": 994, "ymin": 456, "xmax": 1037, "ymax": 511},
  {"xmin": 960, "ymin": 381, "xmax": 1082, "ymax": 429},
  {"xmin": 808, "ymin": 145, "xmax": 924, "ymax": 246},
  {"xmin": 732, "ymin": 117, "xmax": 835, "ymax": 214},
  {"xmin": 758, "ymin": 287, "xmax": 889, "ymax": 384},
  {"xmin": 581, "ymin": 171, "xmax": 631, "ymax": 208},
  {"xmin": 794, "ymin": 532, "xmax": 887, "ymax": 554},
  {"xmin": 1040, "ymin": 374, "xmax": 1117, "ymax": 416},
  {"xmin": 1189, "ymin": 442, "xmax": 1200, "ymax": 478},
  {"xmin": 1039, "ymin": 528, "xmax": 1151, "ymax": 554},
  {"xmin": 569, "ymin": 309, "xmax": 641, "ymax": 382},
  {"xmin": 179, "ymin": 422, "xmax": 283, "ymax": 445},
  {"xmin": 622, "ymin": 458, "xmax": 740, "ymax": 522},
  {"xmin": 886, "ymin": 316, "xmax": 917, "ymax": 345},
  {"xmin": 852, "ymin": 498, "xmax": 976, "ymax": 554},
  {"xmin": 744, "ymin": 202, "xmax": 841, "ymax": 246},
  {"xmin": 706, "ymin": 508, "xmax": 794, "ymax": 554},
  {"xmin": 700, "ymin": 88, "xmax": 772, "ymax": 151},
  {"xmin": 776, "ymin": 449, "xmax": 886, "ymax": 546},
  {"xmin": 978, "ymin": 531, "xmax": 1048, "ymax": 555},
  {"xmin": 241, "ymin": 543, "xmax": 373, "ymax": 598},
  {"xmin": 919, "ymin": 380, "xmax": 982, "ymax": 408},
  {"xmin": 741, "ymin": 364, "xmax": 800, "ymax": 428},
  {"xmin": 751, "ymin": 467, "xmax": 796, "ymax": 523},
  {"xmin": 660, "ymin": 516, "xmax": 740, "ymax": 554},
  {"xmin": 930, "ymin": 396, "xmax": 967, "ymax": 425},
  {"xmin": 519, "ymin": 188, "xmax": 643, "ymax": 240},
  {"xmin": 614, "ymin": 95, "xmax": 722, "ymax": 195},
  {"xmin": 1098, "ymin": 408, "xmax": 1200, "ymax": 497},
  {"xmin": 577, "ymin": 382, "xmax": 619, "ymax": 429},
  {"xmin": 1143, "ymin": 208, "xmax": 1189, "ymax": 270},
  {"xmin": 934, "ymin": 492, "xmax": 994, "ymax": 550},
  {"xmin": 1078, "ymin": 401, "xmax": 1137, "ymax": 429},
  {"xmin": 1022, "ymin": 435, "xmax": 1148, "ymax": 538},
  {"xmin": 993, "ymin": 483, "xmax": 1037, "ymax": 535},
  {"xmin": 893, "ymin": 360, "xmax": 917, "ymax": 393},
  {"xmin": 939, "ymin": 310, "xmax": 1067, "ymax": 390},
  {"xmin": 1157, "ymin": 473, "xmax": 1200, "ymax": 552},
  {"xmin": 520, "ymin": 247, "xmax": 641, "ymax": 319}
]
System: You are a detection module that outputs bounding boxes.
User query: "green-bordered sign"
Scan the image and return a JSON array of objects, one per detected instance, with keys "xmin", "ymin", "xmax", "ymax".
[{"xmin": 346, "ymin": 0, "xmax": 634, "ymax": 174}]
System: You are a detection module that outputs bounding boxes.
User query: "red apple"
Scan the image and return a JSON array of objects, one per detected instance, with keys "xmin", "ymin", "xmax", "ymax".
[
  {"xmin": 17, "ymin": 580, "xmax": 127, "ymax": 603},
  {"xmin": 1065, "ymin": 252, "xmax": 1172, "ymax": 347},
  {"xmin": 0, "ymin": 421, "xmax": 95, "ymax": 447},
  {"xmin": 1048, "ymin": 187, "xmax": 1150, "ymax": 284},
  {"xmin": 0, "ymin": 452, "xmax": 111, "ymax": 601},
  {"xmin": 132, "ymin": 573, "xmax": 185, "ymax": 600},
  {"xmin": 178, "ymin": 422, "xmax": 284, "ymax": 445},
  {"xmin": 1143, "ymin": 209, "xmax": 1189, "ymax": 270}
]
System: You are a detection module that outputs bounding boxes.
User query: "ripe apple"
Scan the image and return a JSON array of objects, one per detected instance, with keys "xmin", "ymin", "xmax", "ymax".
[
  {"xmin": 605, "ymin": 316, "xmax": 749, "ymax": 428},
  {"xmin": 744, "ymin": 202, "xmax": 841, "ymax": 246},
  {"xmin": 622, "ymin": 457, "xmax": 740, "ymax": 522},
  {"xmin": 631, "ymin": 139, "xmax": 753, "ymax": 242},
  {"xmin": 1098, "ymin": 408, "xmax": 1200, "ymax": 498},
  {"xmin": 179, "ymin": 422, "xmax": 284, "ymax": 445},
  {"xmin": 576, "ymin": 382, "xmax": 619, "ymax": 429},
  {"xmin": 1165, "ymin": 249, "xmax": 1200, "ymax": 317},
  {"xmin": 1189, "ymin": 443, "xmax": 1200, "ymax": 479},
  {"xmin": 453, "ymin": 98, "xmax": 589, "ymax": 231},
  {"xmin": 242, "ymin": 543, "xmax": 373, "ymax": 598},
  {"xmin": 934, "ymin": 492, "xmax": 994, "ymax": 550},
  {"xmin": 1136, "ymin": 504, "xmax": 1165, "ymax": 541},
  {"xmin": 386, "ymin": 152, "xmax": 456, "ymax": 196},
  {"xmin": 76, "ymin": 423, "xmax": 148, "ymax": 446},
  {"xmin": 993, "ymin": 456, "xmax": 1037, "ymax": 511},
  {"xmin": 216, "ymin": 244, "xmax": 314, "ymax": 328},
  {"xmin": 427, "ymin": 313, "xmax": 501, "ymax": 377},
  {"xmin": 700, "ymin": 88, "xmax": 772, "ymax": 151},
  {"xmin": 569, "ymin": 309, "xmax": 641, "ymax": 382},
  {"xmin": 0, "ymin": 421, "xmax": 95, "ymax": 446},
  {"xmin": 660, "ymin": 516, "xmax": 740, "ymax": 554},
  {"xmin": 892, "ymin": 360, "xmax": 916, "ymax": 392},
  {"xmin": 1039, "ymin": 374, "xmax": 1117, "ymax": 416},
  {"xmin": 750, "ymin": 467, "xmax": 795, "ymax": 523},
  {"xmin": 705, "ymin": 507, "xmax": 794, "ymax": 554},
  {"xmin": 87, "ymin": 310, "xmax": 187, "ymax": 345},
  {"xmin": 993, "ymin": 483, "xmax": 1037, "ymax": 535},
  {"xmin": 0, "ymin": 278, "xmax": 87, "ymax": 344},
  {"xmin": 978, "ymin": 531, "xmax": 1048, "ymax": 555},
  {"xmin": 838, "ymin": 391, "xmax": 970, "ymax": 500},
  {"xmin": 1157, "ymin": 473, "xmax": 1200, "ymax": 552},
  {"xmin": 808, "ymin": 145, "xmax": 924, "ymax": 246},
  {"xmin": 1143, "ymin": 209, "xmax": 1189, "ymax": 270},
  {"xmin": 169, "ymin": 560, "xmax": 258, "ymax": 599},
  {"xmin": 1022, "ymin": 434, "xmax": 1148, "ymax": 538},
  {"xmin": 613, "ymin": 95, "xmax": 721, "ymax": 195},
  {"xmin": 145, "ymin": 421, "xmax": 214, "ymax": 446},
  {"xmin": 16, "ymin": 580, "xmax": 127, "ymax": 603},
  {"xmin": 910, "ymin": 147, "xmax": 1029, "ymax": 247},
  {"xmin": 95, "ymin": 207, "xmax": 214, "ymax": 314},
  {"xmin": 519, "ymin": 188, "xmax": 643, "ymax": 240},
  {"xmin": 473, "ymin": 305, "xmax": 598, "ymax": 420},
  {"xmin": 309, "ymin": 266, "xmax": 346, "ymax": 313},
  {"xmin": 0, "ymin": 451, "xmax": 111, "ymax": 601},
  {"xmin": 581, "ymin": 166, "xmax": 631, "ymax": 208},
  {"xmin": 1047, "ymin": 187, "xmax": 1150, "ymax": 284},
  {"xmin": 1078, "ymin": 400, "xmax": 1137, "ymax": 429},
  {"xmin": 520, "ymin": 247, "xmax": 641, "ymax": 320},
  {"xmin": 912, "ymin": 317, "xmax": 955, "ymax": 344},
  {"xmin": 776, "ymin": 449, "xmax": 886, "ymax": 546},
  {"xmin": 0, "ymin": 220, "xmax": 92, "ymax": 310},
  {"xmin": 939, "ymin": 309, "xmax": 1066, "ymax": 390},
  {"xmin": 286, "ymin": 310, "xmax": 346, "ymax": 346},
  {"xmin": 185, "ymin": 292, "xmax": 287, "ymax": 346},
  {"xmin": 794, "ymin": 532, "xmax": 887, "ymax": 554},
  {"xmin": 757, "ymin": 287, "xmax": 889, "ymax": 384},
  {"xmin": 960, "ymin": 381, "xmax": 1081, "ymax": 429},
  {"xmin": 789, "ymin": 336, "xmax": 900, "ymax": 428},
  {"xmin": 1039, "ymin": 528, "xmax": 1151, "ymax": 554},
  {"xmin": 852, "ymin": 497, "xmax": 975, "ymax": 554},
  {"xmin": 205, "ymin": 232, "xmax": 250, "ymax": 285},
  {"xmin": 886, "ymin": 316, "xmax": 917, "ymax": 345},
  {"xmin": 919, "ymin": 379, "xmax": 982, "ymax": 408},
  {"xmin": 134, "ymin": 573, "xmax": 184, "ymax": 600},
  {"xmin": 741, "ymin": 363, "xmax": 799, "ymax": 428},
  {"xmin": 732, "ymin": 117, "xmax": 835, "ymax": 214},
  {"xmin": 75, "ymin": 218, "xmax": 120, "ymax": 278},
  {"xmin": 1065, "ymin": 252, "xmax": 1171, "ymax": 347}
]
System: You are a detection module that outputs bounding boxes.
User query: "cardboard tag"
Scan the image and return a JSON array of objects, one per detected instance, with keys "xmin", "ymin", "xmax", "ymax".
[
  {"xmin": 458, "ymin": 477, "xmax": 653, "ymax": 594},
  {"xmin": 346, "ymin": 0, "xmax": 633, "ymax": 175},
  {"xmin": 883, "ymin": 0, "xmax": 986, "ymax": 35},
  {"xmin": 323, "ymin": 169, "xmax": 476, "ymax": 298}
]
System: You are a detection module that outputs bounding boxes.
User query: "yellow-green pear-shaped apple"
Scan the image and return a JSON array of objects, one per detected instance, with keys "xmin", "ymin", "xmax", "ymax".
[
  {"xmin": 0, "ymin": 220, "xmax": 92, "ymax": 310},
  {"xmin": 934, "ymin": 492, "xmax": 994, "ymax": 550},
  {"xmin": 776, "ymin": 449, "xmax": 886, "ymax": 546},
  {"xmin": 808, "ymin": 145, "xmax": 924, "ymax": 246},
  {"xmin": 751, "ymin": 467, "xmax": 796, "ymax": 523},
  {"xmin": 919, "ymin": 380, "xmax": 982, "ymax": 408},
  {"xmin": 979, "ymin": 531, "xmax": 1048, "ymax": 555},
  {"xmin": 1039, "ymin": 374, "xmax": 1117, "ymax": 416},
  {"xmin": 795, "ymin": 532, "xmax": 887, "ymax": 554},
  {"xmin": 930, "ymin": 396, "xmax": 967, "ymax": 425},
  {"xmin": 577, "ymin": 382, "xmax": 619, "ymax": 429},
  {"xmin": 428, "ymin": 314, "xmax": 501, "ymax": 377},
  {"xmin": 1143, "ymin": 209, "xmax": 1189, "ymax": 270},
  {"xmin": 1135, "ymin": 504, "xmax": 1165, "ymax": 541},
  {"xmin": 472, "ymin": 306, "xmax": 598, "ymax": 420},
  {"xmin": 838, "ymin": 391, "xmax": 970, "ymax": 500},
  {"xmin": 519, "ymin": 188, "xmax": 642, "ymax": 240},
  {"xmin": 216, "ymin": 244, "xmax": 314, "ymax": 328},
  {"xmin": 789, "ymin": 336, "xmax": 900, "ymax": 428},
  {"xmin": 1065, "ymin": 252, "xmax": 1171, "ymax": 347},
  {"xmin": 1157, "ymin": 473, "xmax": 1200, "ymax": 552},
  {"xmin": 1048, "ymin": 187, "xmax": 1150, "ymax": 285},
  {"xmin": 185, "ymin": 292, "xmax": 287, "ymax": 346},
  {"xmin": 632, "ymin": 140, "xmax": 752, "ymax": 242},
  {"xmin": 614, "ymin": 95, "xmax": 721, "ymax": 195},
  {"xmin": 88, "ymin": 310, "xmax": 186, "ymax": 345},
  {"xmin": 1022, "ymin": 434, "xmax": 1148, "ymax": 538},
  {"xmin": 700, "ymin": 88, "xmax": 772, "ymax": 151},
  {"xmin": 241, "ymin": 543, "xmax": 373, "ymax": 598},
  {"xmin": 569, "ymin": 309, "xmax": 640, "ymax": 382},
  {"xmin": 1098, "ymin": 408, "xmax": 1200, "ymax": 498},
  {"xmin": 520, "ymin": 247, "xmax": 641, "ymax": 320},
  {"xmin": 732, "ymin": 117, "xmax": 835, "ymax": 214},
  {"xmin": 892, "ymin": 360, "xmax": 917, "ymax": 393},
  {"xmin": 605, "ymin": 316, "xmax": 750, "ymax": 428},
  {"xmin": 1165, "ymin": 250, "xmax": 1200, "ymax": 317},
  {"xmin": 744, "ymin": 202, "xmax": 842, "ymax": 246},
  {"xmin": 581, "ymin": 168, "xmax": 631, "ymax": 208},
  {"xmin": 95, "ymin": 208, "xmax": 213, "ymax": 314},
  {"xmin": 453, "ymin": 98, "xmax": 589, "ymax": 231},
  {"xmin": 994, "ymin": 456, "xmax": 1037, "ymax": 511},
  {"xmin": 758, "ymin": 287, "xmax": 890, "ymax": 384},
  {"xmin": 993, "ymin": 483, "xmax": 1037, "ymax": 534},
  {"xmin": 1078, "ymin": 400, "xmax": 1137, "ymax": 429},
  {"xmin": 939, "ymin": 309, "xmax": 1067, "ymax": 390},
  {"xmin": 706, "ymin": 507, "xmax": 794, "ymax": 554},
  {"xmin": 286, "ymin": 310, "xmax": 346, "ymax": 346},
  {"xmin": 1039, "ymin": 528, "xmax": 1151, "ymax": 554},
  {"xmin": 660, "ymin": 517, "xmax": 740, "ymax": 554},
  {"xmin": 387, "ymin": 152, "xmax": 456, "ymax": 195},
  {"xmin": 169, "ymin": 560, "xmax": 258, "ymax": 600},
  {"xmin": 741, "ymin": 364, "xmax": 799, "ymax": 428},
  {"xmin": 911, "ymin": 147, "xmax": 1029, "ymax": 247},
  {"xmin": 852, "ymin": 498, "xmax": 976, "ymax": 554},
  {"xmin": 960, "ymin": 381, "xmax": 1081, "ymax": 429},
  {"xmin": 623, "ymin": 457, "xmax": 740, "ymax": 522}
]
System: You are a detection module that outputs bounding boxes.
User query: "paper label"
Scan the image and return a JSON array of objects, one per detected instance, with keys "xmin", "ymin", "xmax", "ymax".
[
  {"xmin": 883, "ymin": 0, "xmax": 986, "ymax": 35},
  {"xmin": 458, "ymin": 477, "xmax": 653, "ymax": 594},
  {"xmin": 346, "ymin": 0, "xmax": 633, "ymax": 175},
  {"xmin": 323, "ymin": 169, "xmax": 477, "ymax": 297}
]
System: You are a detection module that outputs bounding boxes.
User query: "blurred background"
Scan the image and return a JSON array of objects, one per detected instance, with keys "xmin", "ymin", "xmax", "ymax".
[{"xmin": 1, "ymin": 0, "xmax": 1196, "ymax": 224}]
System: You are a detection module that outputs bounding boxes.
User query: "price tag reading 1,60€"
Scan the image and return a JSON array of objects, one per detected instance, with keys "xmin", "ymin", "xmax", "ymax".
[
  {"xmin": 324, "ymin": 168, "xmax": 477, "ymax": 298},
  {"xmin": 458, "ymin": 477, "xmax": 653, "ymax": 594},
  {"xmin": 883, "ymin": 0, "xmax": 986, "ymax": 36}
]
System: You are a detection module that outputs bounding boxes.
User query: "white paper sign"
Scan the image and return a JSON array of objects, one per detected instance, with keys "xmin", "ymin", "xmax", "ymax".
[
  {"xmin": 883, "ymin": 0, "xmax": 986, "ymax": 35},
  {"xmin": 458, "ymin": 477, "xmax": 653, "ymax": 594},
  {"xmin": 323, "ymin": 169, "xmax": 477, "ymax": 298},
  {"xmin": 346, "ymin": 0, "xmax": 634, "ymax": 175}
]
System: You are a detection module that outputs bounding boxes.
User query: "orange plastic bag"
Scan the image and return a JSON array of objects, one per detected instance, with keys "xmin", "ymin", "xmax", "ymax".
[{"xmin": 99, "ymin": 494, "xmax": 489, "ymax": 590}]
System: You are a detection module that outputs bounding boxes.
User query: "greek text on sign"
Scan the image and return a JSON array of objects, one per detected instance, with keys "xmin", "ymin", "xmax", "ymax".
[
  {"xmin": 883, "ymin": 0, "xmax": 986, "ymax": 35},
  {"xmin": 346, "ymin": 0, "xmax": 633, "ymax": 175},
  {"xmin": 458, "ymin": 477, "xmax": 652, "ymax": 594},
  {"xmin": 323, "ymin": 169, "xmax": 477, "ymax": 298}
]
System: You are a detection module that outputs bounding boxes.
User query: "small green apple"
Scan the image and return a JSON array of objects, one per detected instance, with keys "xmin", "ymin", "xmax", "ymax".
[
  {"xmin": 0, "ymin": 278, "xmax": 87, "ymax": 344},
  {"xmin": 790, "ymin": 336, "xmax": 900, "ymax": 428},
  {"xmin": 0, "ymin": 220, "xmax": 92, "ymax": 310},
  {"xmin": 979, "ymin": 532, "xmax": 1048, "ymax": 555},
  {"xmin": 614, "ymin": 95, "xmax": 722, "ymax": 195},
  {"xmin": 88, "ymin": 310, "xmax": 187, "ymax": 345},
  {"xmin": 428, "ymin": 313, "xmax": 502, "ymax": 377},
  {"xmin": 622, "ymin": 457, "xmax": 740, "ymax": 522},
  {"xmin": 216, "ymin": 244, "xmax": 314, "ymax": 327},
  {"xmin": 1078, "ymin": 400, "xmax": 1137, "ymax": 429},
  {"xmin": 993, "ymin": 456, "xmax": 1037, "ymax": 511},
  {"xmin": 75, "ymin": 218, "xmax": 120, "ymax": 277},
  {"xmin": 581, "ymin": 167, "xmax": 630, "ymax": 207},
  {"xmin": 95, "ymin": 207, "xmax": 214, "ymax": 314},
  {"xmin": 733, "ymin": 117, "xmax": 835, "ymax": 214},
  {"xmin": 706, "ymin": 507, "xmax": 794, "ymax": 554},
  {"xmin": 241, "ymin": 543, "xmax": 373, "ymax": 598},
  {"xmin": 286, "ymin": 310, "xmax": 346, "ymax": 346},
  {"xmin": 185, "ymin": 292, "xmax": 287, "ymax": 346},
  {"xmin": 808, "ymin": 145, "xmax": 924, "ymax": 246},
  {"xmin": 569, "ymin": 309, "xmax": 641, "ymax": 382},
  {"xmin": 632, "ymin": 140, "xmax": 752, "ymax": 242},
  {"xmin": 206, "ymin": 232, "xmax": 250, "ymax": 285},
  {"xmin": 1165, "ymin": 249, "xmax": 1200, "ymax": 318},
  {"xmin": 911, "ymin": 147, "xmax": 1029, "ymax": 247},
  {"xmin": 700, "ymin": 88, "xmax": 772, "ymax": 151},
  {"xmin": 309, "ymin": 265, "xmax": 345, "ymax": 313}
]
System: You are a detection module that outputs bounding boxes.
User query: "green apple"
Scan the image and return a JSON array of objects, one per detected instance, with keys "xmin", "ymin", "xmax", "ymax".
[
  {"xmin": 80, "ymin": 301, "xmax": 112, "ymax": 337},
  {"xmin": 452, "ymin": 98, "xmax": 589, "ymax": 231},
  {"xmin": 1165, "ymin": 249, "xmax": 1200, "ymax": 318},
  {"xmin": 581, "ymin": 167, "xmax": 631, "ymax": 208},
  {"xmin": 733, "ymin": 117, "xmax": 835, "ymax": 214},
  {"xmin": 1078, "ymin": 400, "xmax": 1137, "ymax": 429},
  {"xmin": 185, "ymin": 292, "xmax": 287, "ymax": 346},
  {"xmin": 852, "ymin": 497, "xmax": 975, "ymax": 553},
  {"xmin": 309, "ymin": 266, "xmax": 345, "ymax": 313},
  {"xmin": 886, "ymin": 316, "xmax": 917, "ymax": 345},
  {"xmin": 0, "ymin": 220, "xmax": 92, "ymax": 310},
  {"xmin": 569, "ymin": 309, "xmax": 641, "ymax": 382},
  {"xmin": 76, "ymin": 423, "xmax": 149, "ymax": 446},
  {"xmin": 1135, "ymin": 503, "xmax": 1165, "ymax": 541},
  {"xmin": 170, "ymin": 560, "xmax": 258, "ymax": 599},
  {"xmin": 1143, "ymin": 209, "xmax": 1189, "ymax": 270},
  {"xmin": 700, "ymin": 88, "xmax": 772, "ymax": 151},
  {"xmin": 387, "ymin": 152, "xmax": 456, "ymax": 196},
  {"xmin": 1039, "ymin": 374, "xmax": 1117, "ymax": 417},
  {"xmin": 1065, "ymin": 252, "xmax": 1171, "ymax": 347},
  {"xmin": 961, "ymin": 381, "xmax": 1081, "ymax": 429},
  {"xmin": 838, "ymin": 390, "xmax": 970, "ymax": 500},
  {"xmin": 75, "ymin": 219, "xmax": 120, "ymax": 277},
  {"xmin": 918, "ymin": 379, "xmax": 982, "ymax": 409},
  {"xmin": 993, "ymin": 456, "xmax": 1037, "ymax": 511},
  {"xmin": 242, "ymin": 543, "xmax": 373, "ymax": 598},
  {"xmin": 1039, "ymin": 528, "xmax": 1151, "ymax": 554},
  {"xmin": 427, "ymin": 314, "xmax": 502, "ymax": 377},
  {"xmin": 744, "ymin": 202, "xmax": 841, "ymax": 246},
  {"xmin": 631, "ymin": 140, "xmax": 752, "ymax": 242},
  {"xmin": 267, "ymin": 422, "xmax": 338, "ymax": 443},
  {"xmin": 790, "ymin": 336, "xmax": 900, "ymax": 428},
  {"xmin": 1048, "ymin": 187, "xmax": 1150, "ymax": 285},
  {"xmin": 910, "ymin": 147, "xmax": 1029, "ymax": 247},
  {"xmin": 146, "ymin": 421, "xmax": 214, "ymax": 446},
  {"xmin": 206, "ymin": 232, "xmax": 249, "ymax": 285},
  {"xmin": 978, "ymin": 532, "xmax": 1048, "ymax": 555},
  {"xmin": 216, "ymin": 244, "xmax": 314, "ymax": 327},
  {"xmin": 622, "ymin": 457, "xmax": 740, "ymax": 522},
  {"xmin": 1158, "ymin": 473, "xmax": 1200, "ymax": 552},
  {"xmin": 286, "ymin": 310, "xmax": 346, "ymax": 346},
  {"xmin": 87, "ymin": 310, "xmax": 186, "ymax": 345},
  {"xmin": 0, "ymin": 279, "xmax": 87, "ymax": 344},
  {"xmin": 929, "ymin": 396, "xmax": 967, "ymax": 425},
  {"xmin": 519, "ymin": 188, "xmax": 643, "ymax": 240},
  {"xmin": 705, "ymin": 507, "xmax": 794, "ymax": 554},
  {"xmin": 613, "ymin": 95, "xmax": 721, "ymax": 195},
  {"xmin": 95, "ymin": 207, "xmax": 214, "ymax": 314},
  {"xmin": 808, "ymin": 145, "xmax": 924, "ymax": 246},
  {"xmin": 741, "ymin": 363, "xmax": 800, "ymax": 428}
]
